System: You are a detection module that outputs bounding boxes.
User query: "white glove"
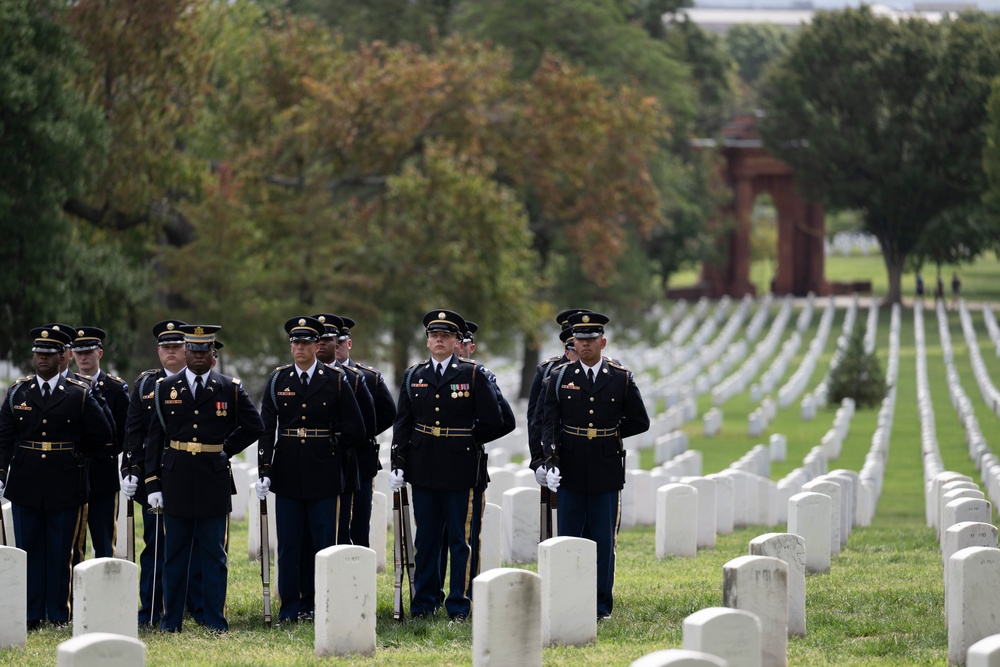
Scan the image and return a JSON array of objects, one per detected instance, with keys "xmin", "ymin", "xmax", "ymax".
[
  {"xmin": 121, "ymin": 475, "xmax": 138, "ymax": 499},
  {"xmin": 546, "ymin": 467, "xmax": 561, "ymax": 493},
  {"xmin": 147, "ymin": 491, "xmax": 164, "ymax": 510},
  {"xmin": 534, "ymin": 466, "xmax": 547, "ymax": 486},
  {"xmin": 255, "ymin": 476, "xmax": 271, "ymax": 500},
  {"xmin": 388, "ymin": 469, "xmax": 405, "ymax": 493}
]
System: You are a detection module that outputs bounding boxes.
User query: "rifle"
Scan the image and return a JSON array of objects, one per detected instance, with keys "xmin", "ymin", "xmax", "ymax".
[
  {"xmin": 392, "ymin": 488, "xmax": 404, "ymax": 621},
  {"xmin": 392, "ymin": 484, "xmax": 416, "ymax": 620},
  {"xmin": 260, "ymin": 497, "xmax": 272, "ymax": 627},
  {"xmin": 540, "ymin": 486, "xmax": 560, "ymax": 542},
  {"xmin": 126, "ymin": 498, "xmax": 135, "ymax": 561}
]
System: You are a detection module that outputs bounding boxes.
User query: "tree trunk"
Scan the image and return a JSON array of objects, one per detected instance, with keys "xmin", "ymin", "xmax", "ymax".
[
  {"xmin": 391, "ymin": 319, "xmax": 412, "ymax": 387},
  {"xmin": 519, "ymin": 341, "xmax": 540, "ymax": 400},
  {"xmin": 884, "ymin": 254, "xmax": 903, "ymax": 305}
]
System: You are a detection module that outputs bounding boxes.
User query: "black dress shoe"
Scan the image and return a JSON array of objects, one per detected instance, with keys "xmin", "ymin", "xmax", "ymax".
[
  {"xmin": 297, "ymin": 610, "xmax": 314, "ymax": 622},
  {"xmin": 448, "ymin": 613, "xmax": 467, "ymax": 624},
  {"xmin": 26, "ymin": 620, "xmax": 42, "ymax": 631},
  {"xmin": 50, "ymin": 621, "xmax": 70, "ymax": 630},
  {"xmin": 597, "ymin": 611, "xmax": 611, "ymax": 622}
]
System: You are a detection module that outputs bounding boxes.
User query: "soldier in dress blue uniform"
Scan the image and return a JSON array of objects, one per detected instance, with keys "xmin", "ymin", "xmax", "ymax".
[
  {"xmin": 0, "ymin": 326, "xmax": 113, "ymax": 629},
  {"xmin": 121, "ymin": 319, "xmax": 188, "ymax": 626},
  {"xmin": 542, "ymin": 311, "xmax": 649, "ymax": 621},
  {"xmin": 329, "ymin": 314, "xmax": 397, "ymax": 548},
  {"xmin": 389, "ymin": 309, "xmax": 505, "ymax": 621},
  {"xmin": 71, "ymin": 326, "xmax": 129, "ymax": 559},
  {"xmin": 527, "ymin": 310, "xmax": 587, "ymax": 485},
  {"xmin": 144, "ymin": 324, "xmax": 263, "ymax": 633},
  {"xmin": 255, "ymin": 316, "xmax": 366, "ymax": 624}
]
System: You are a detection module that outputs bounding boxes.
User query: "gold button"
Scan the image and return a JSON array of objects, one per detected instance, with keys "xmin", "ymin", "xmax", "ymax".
[
  {"xmin": 301, "ymin": 439, "xmax": 306, "ymax": 444},
  {"xmin": 193, "ymin": 424, "xmax": 198, "ymax": 429},
  {"xmin": 435, "ymin": 394, "xmax": 440, "ymax": 399},
  {"xmin": 302, "ymin": 404, "xmax": 307, "ymax": 408},
  {"xmin": 589, "ymin": 410, "xmax": 594, "ymax": 414},
  {"xmin": 435, "ymin": 421, "xmax": 441, "ymax": 426},
  {"xmin": 590, "ymin": 397, "xmax": 595, "ymax": 402},
  {"xmin": 194, "ymin": 410, "xmax": 199, "ymax": 415},
  {"xmin": 42, "ymin": 419, "xmax": 47, "ymax": 424},
  {"xmin": 301, "ymin": 416, "xmax": 307, "ymax": 420},
  {"xmin": 192, "ymin": 437, "xmax": 198, "ymax": 442},
  {"xmin": 588, "ymin": 422, "xmax": 594, "ymax": 427},
  {"xmin": 41, "ymin": 454, "xmax": 46, "ymax": 459},
  {"xmin": 41, "ymin": 432, "xmax": 46, "ymax": 437}
]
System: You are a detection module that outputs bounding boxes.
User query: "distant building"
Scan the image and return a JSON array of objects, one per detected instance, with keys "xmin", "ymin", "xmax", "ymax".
[{"xmin": 674, "ymin": 1, "xmax": 974, "ymax": 33}]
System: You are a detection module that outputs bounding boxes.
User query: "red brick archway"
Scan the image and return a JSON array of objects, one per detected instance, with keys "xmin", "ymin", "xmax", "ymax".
[{"xmin": 695, "ymin": 117, "xmax": 830, "ymax": 298}]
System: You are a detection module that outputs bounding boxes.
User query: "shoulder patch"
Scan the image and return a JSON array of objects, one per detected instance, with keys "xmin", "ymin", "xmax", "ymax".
[
  {"xmin": 329, "ymin": 365, "xmax": 344, "ymax": 375},
  {"xmin": 458, "ymin": 358, "xmax": 479, "ymax": 367},
  {"xmin": 108, "ymin": 374, "xmax": 126, "ymax": 384},
  {"xmin": 156, "ymin": 377, "xmax": 165, "ymax": 384},
  {"xmin": 356, "ymin": 362, "xmax": 381, "ymax": 376},
  {"xmin": 405, "ymin": 361, "xmax": 421, "ymax": 371},
  {"xmin": 606, "ymin": 359, "xmax": 630, "ymax": 372},
  {"xmin": 65, "ymin": 377, "xmax": 89, "ymax": 389},
  {"xmin": 233, "ymin": 378, "xmax": 242, "ymax": 385},
  {"xmin": 274, "ymin": 363, "xmax": 292, "ymax": 372}
]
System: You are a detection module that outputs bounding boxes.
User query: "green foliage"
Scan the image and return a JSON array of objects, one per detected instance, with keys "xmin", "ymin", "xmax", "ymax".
[
  {"xmin": 759, "ymin": 8, "xmax": 1000, "ymax": 303},
  {"xmin": 0, "ymin": 0, "xmax": 106, "ymax": 358},
  {"xmin": 827, "ymin": 324, "xmax": 887, "ymax": 409},
  {"xmin": 724, "ymin": 22, "xmax": 791, "ymax": 86}
]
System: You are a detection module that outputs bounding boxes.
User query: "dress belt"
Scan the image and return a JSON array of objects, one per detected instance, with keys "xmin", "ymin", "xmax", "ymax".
[
  {"xmin": 20, "ymin": 441, "xmax": 74, "ymax": 451},
  {"xmin": 562, "ymin": 425, "xmax": 619, "ymax": 440},
  {"xmin": 169, "ymin": 440, "xmax": 224, "ymax": 454},
  {"xmin": 414, "ymin": 423, "xmax": 473, "ymax": 437},
  {"xmin": 279, "ymin": 428, "xmax": 332, "ymax": 438}
]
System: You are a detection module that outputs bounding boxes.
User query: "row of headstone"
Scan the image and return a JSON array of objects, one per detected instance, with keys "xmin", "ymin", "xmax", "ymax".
[
  {"xmin": 958, "ymin": 301, "xmax": 1000, "ymax": 423},
  {"xmin": 982, "ymin": 305, "xmax": 1000, "ymax": 359},
  {"xmin": 779, "ymin": 299, "xmax": 834, "ymax": 410},
  {"xmin": 808, "ymin": 293, "xmax": 859, "ymax": 406},
  {"xmin": 711, "ymin": 299, "xmax": 793, "ymax": 407}
]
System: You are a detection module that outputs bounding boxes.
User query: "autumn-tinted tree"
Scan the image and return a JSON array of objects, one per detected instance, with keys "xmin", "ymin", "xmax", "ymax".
[
  {"xmin": 0, "ymin": 0, "xmax": 106, "ymax": 359},
  {"xmin": 760, "ymin": 8, "xmax": 1000, "ymax": 303}
]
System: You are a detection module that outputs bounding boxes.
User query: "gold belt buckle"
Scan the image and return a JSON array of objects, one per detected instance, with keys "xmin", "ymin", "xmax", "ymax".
[
  {"xmin": 432, "ymin": 426, "xmax": 441, "ymax": 437},
  {"xmin": 189, "ymin": 442, "xmax": 201, "ymax": 454},
  {"xmin": 587, "ymin": 428, "xmax": 597, "ymax": 440},
  {"xmin": 41, "ymin": 441, "xmax": 53, "ymax": 451},
  {"xmin": 297, "ymin": 427, "xmax": 307, "ymax": 438}
]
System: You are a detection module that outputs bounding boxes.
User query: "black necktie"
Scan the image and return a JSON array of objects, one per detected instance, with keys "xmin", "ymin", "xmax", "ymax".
[
  {"xmin": 300, "ymin": 371, "xmax": 309, "ymax": 388},
  {"xmin": 436, "ymin": 363, "xmax": 444, "ymax": 381},
  {"xmin": 587, "ymin": 368, "xmax": 595, "ymax": 384},
  {"xmin": 41, "ymin": 382, "xmax": 51, "ymax": 403},
  {"xmin": 194, "ymin": 374, "xmax": 203, "ymax": 398}
]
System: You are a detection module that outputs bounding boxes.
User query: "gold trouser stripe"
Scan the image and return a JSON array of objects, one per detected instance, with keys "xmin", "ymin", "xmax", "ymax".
[
  {"xmin": 462, "ymin": 489, "xmax": 475, "ymax": 598},
  {"xmin": 76, "ymin": 503, "xmax": 90, "ymax": 562},
  {"xmin": 613, "ymin": 490, "xmax": 622, "ymax": 552},
  {"xmin": 68, "ymin": 505, "xmax": 86, "ymax": 616},
  {"xmin": 222, "ymin": 514, "xmax": 230, "ymax": 622},
  {"xmin": 111, "ymin": 493, "xmax": 119, "ymax": 551}
]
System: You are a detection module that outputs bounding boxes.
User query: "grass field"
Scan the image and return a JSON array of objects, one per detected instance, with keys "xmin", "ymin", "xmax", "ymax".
[{"xmin": 3, "ymin": 254, "xmax": 1000, "ymax": 666}]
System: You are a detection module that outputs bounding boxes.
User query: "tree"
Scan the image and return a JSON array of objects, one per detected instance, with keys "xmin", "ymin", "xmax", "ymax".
[
  {"xmin": 725, "ymin": 22, "xmax": 791, "ymax": 87},
  {"xmin": 759, "ymin": 8, "xmax": 1000, "ymax": 304},
  {"xmin": 0, "ymin": 0, "xmax": 106, "ymax": 359}
]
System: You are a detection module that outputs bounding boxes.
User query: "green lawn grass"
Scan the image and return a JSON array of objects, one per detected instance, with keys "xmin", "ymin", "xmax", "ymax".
[
  {"xmin": 5, "ymin": 280, "xmax": 1000, "ymax": 665},
  {"xmin": 670, "ymin": 251, "xmax": 1000, "ymax": 304}
]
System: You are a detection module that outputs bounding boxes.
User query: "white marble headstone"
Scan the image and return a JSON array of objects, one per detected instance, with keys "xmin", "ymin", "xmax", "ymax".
[
  {"xmin": 473, "ymin": 568, "xmax": 542, "ymax": 667},
  {"xmin": 314, "ymin": 545, "xmax": 376, "ymax": 657}
]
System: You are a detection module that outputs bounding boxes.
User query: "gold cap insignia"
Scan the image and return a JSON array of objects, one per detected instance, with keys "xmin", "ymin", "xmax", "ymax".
[
  {"xmin": 582, "ymin": 315, "xmax": 591, "ymax": 323},
  {"xmin": 318, "ymin": 315, "xmax": 326, "ymax": 323},
  {"xmin": 52, "ymin": 325, "xmax": 61, "ymax": 332},
  {"xmin": 78, "ymin": 330, "xmax": 84, "ymax": 337},
  {"xmin": 41, "ymin": 331, "xmax": 49, "ymax": 338},
  {"xmin": 194, "ymin": 326, "xmax": 205, "ymax": 335},
  {"xmin": 438, "ymin": 312, "xmax": 446, "ymax": 319},
  {"xmin": 167, "ymin": 322, "xmax": 175, "ymax": 330},
  {"xmin": 298, "ymin": 318, "xmax": 306, "ymax": 326}
]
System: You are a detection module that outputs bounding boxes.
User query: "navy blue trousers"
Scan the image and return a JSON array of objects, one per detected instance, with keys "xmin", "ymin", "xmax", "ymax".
[
  {"xmin": 410, "ymin": 485, "xmax": 483, "ymax": 617},
  {"xmin": 160, "ymin": 513, "xmax": 228, "ymax": 632},
  {"xmin": 86, "ymin": 492, "xmax": 117, "ymax": 558},
  {"xmin": 337, "ymin": 476, "xmax": 374, "ymax": 548},
  {"xmin": 13, "ymin": 503, "xmax": 81, "ymax": 623},
  {"xmin": 276, "ymin": 495, "xmax": 338, "ymax": 621},
  {"xmin": 556, "ymin": 488, "xmax": 621, "ymax": 616}
]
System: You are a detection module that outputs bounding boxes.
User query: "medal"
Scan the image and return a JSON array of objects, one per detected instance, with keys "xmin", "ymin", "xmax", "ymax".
[
  {"xmin": 451, "ymin": 391, "xmax": 458, "ymax": 399},
  {"xmin": 170, "ymin": 388, "xmax": 178, "ymax": 400}
]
